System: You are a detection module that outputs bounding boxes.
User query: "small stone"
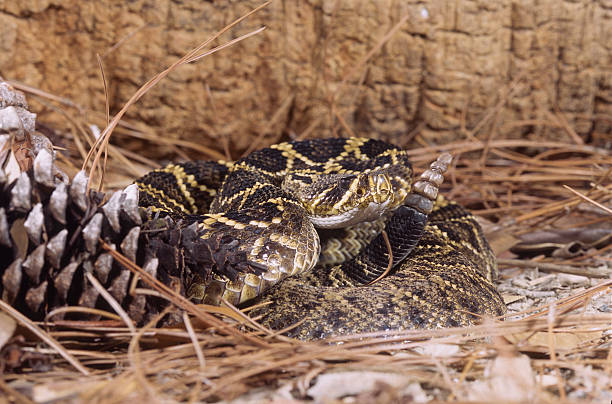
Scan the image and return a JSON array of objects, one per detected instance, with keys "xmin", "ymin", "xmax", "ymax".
[{"xmin": 557, "ymin": 273, "xmax": 590, "ymax": 286}]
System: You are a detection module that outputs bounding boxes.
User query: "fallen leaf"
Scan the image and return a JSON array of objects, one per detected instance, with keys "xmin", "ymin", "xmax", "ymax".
[
  {"xmin": 307, "ymin": 371, "xmax": 424, "ymax": 402},
  {"xmin": 502, "ymin": 293, "xmax": 524, "ymax": 304},
  {"xmin": 415, "ymin": 343, "xmax": 459, "ymax": 357},
  {"xmin": 466, "ymin": 354, "xmax": 535, "ymax": 402}
]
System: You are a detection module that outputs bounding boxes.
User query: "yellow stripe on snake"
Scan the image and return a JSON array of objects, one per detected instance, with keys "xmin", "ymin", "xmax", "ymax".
[{"xmin": 136, "ymin": 138, "xmax": 506, "ymax": 340}]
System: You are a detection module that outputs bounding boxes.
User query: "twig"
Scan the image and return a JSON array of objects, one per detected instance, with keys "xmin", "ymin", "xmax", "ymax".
[
  {"xmin": 550, "ymin": 108, "xmax": 584, "ymax": 145},
  {"xmin": 562, "ymin": 184, "xmax": 612, "ymax": 215},
  {"xmin": 332, "ymin": 12, "xmax": 411, "ymax": 103},
  {"xmin": 402, "ymin": 140, "xmax": 609, "ymax": 157},
  {"xmin": 185, "ymin": 311, "xmax": 206, "ymax": 403},
  {"xmin": 514, "ymin": 188, "xmax": 610, "ymax": 223},
  {"xmin": 127, "ymin": 305, "xmax": 172, "ymax": 399},
  {"xmin": 332, "ymin": 105, "xmax": 356, "ymax": 138},
  {"xmin": 6, "ymin": 80, "xmax": 85, "ymax": 113},
  {"xmin": 498, "ymin": 258, "xmax": 610, "ymax": 278},
  {"xmin": 504, "ymin": 280, "xmax": 612, "ymax": 320}
]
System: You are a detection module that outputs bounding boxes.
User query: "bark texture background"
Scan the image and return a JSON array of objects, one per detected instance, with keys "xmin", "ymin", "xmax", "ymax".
[{"xmin": 0, "ymin": 0, "xmax": 610, "ymax": 157}]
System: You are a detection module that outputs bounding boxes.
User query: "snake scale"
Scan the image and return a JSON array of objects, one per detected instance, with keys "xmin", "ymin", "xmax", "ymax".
[{"xmin": 136, "ymin": 137, "xmax": 506, "ymax": 340}]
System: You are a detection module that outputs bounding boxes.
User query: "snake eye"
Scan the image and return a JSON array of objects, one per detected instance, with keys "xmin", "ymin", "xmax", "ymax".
[
  {"xmin": 339, "ymin": 176, "xmax": 354, "ymax": 188},
  {"xmin": 355, "ymin": 187, "xmax": 366, "ymax": 197}
]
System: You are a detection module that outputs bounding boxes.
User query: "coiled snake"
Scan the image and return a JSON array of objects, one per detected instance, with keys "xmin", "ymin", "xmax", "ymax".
[{"xmin": 136, "ymin": 138, "xmax": 506, "ymax": 339}]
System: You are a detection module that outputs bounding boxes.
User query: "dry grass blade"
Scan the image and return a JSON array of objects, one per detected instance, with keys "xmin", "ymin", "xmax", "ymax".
[
  {"xmin": 0, "ymin": 300, "xmax": 90, "ymax": 375},
  {"xmin": 3, "ymin": 11, "xmax": 612, "ymax": 400},
  {"xmin": 6, "ymin": 79, "xmax": 85, "ymax": 113},
  {"xmin": 99, "ymin": 240, "xmax": 268, "ymax": 347},
  {"xmin": 2, "ymin": 129, "xmax": 609, "ymax": 401},
  {"xmin": 95, "ymin": 53, "xmax": 110, "ymax": 191},
  {"xmin": 242, "ymin": 93, "xmax": 295, "ymax": 156},
  {"xmin": 505, "ymin": 280, "xmax": 611, "ymax": 320},
  {"xmin": 182, "ymin": 312, "xmax": 206, "ymax": 371},
  {"xmin": 185, "ymin": 26, "xmax": 267, "ymax": 64},
  {"xmin": 219, "ymin": 297, "xmax": 273, "ymax": 336},
  {"xmin": 82, "ymin": 1, "xmax": 271, "ymax": 189},
  {"xmin": 85, "ymin": 272, "xmax": 136, "ymax": 333},
  {"xmin": 562, "ymin": 184, "xmax": 612, "ymax": 215},
  {"xmin": 45, "ymin": 306, "xmax": 122, "ymax": 322},
  {"xmin": 497, "ymin": 258, "xmax": 611, "ymax": 278},
  {"xmin": 0, "ymin": 378, "xmax": 35, "ymax": 404}
]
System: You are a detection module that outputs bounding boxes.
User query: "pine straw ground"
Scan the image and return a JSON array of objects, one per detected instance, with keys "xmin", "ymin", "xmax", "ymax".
[{"xmin": 1, "ymin": 5, "xmax": 612, "ymax": 403}]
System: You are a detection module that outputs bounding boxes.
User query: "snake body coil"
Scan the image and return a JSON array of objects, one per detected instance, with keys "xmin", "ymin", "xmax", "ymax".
[{"xmin": 136, "ymin": 137, "xmax": 506, "ymax": 339}]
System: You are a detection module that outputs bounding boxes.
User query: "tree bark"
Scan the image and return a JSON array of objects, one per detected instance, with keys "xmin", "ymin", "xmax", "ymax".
[{"xmin": 0, "ymin": 0, "xmax": 610, "ymax": 156}]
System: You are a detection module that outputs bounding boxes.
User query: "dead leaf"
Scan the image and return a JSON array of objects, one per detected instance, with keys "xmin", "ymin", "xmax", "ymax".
[
  {"xmin": 466, "ymin": 354, "xmax": 535, "ymax": 402},
  {"xmin": 502, "ymin": 294, "xmax": 524, "ymax": 304},
  {"xmin": 415, "ymin": 343, "xmax": 459, "ymax": 358},
  {"xmin": 485, "ymin": 229, "xmax": 520, "ymax": 256},
  {"xmin": 307, "ymin": 371, "xmax": 426, "ymax": 402}
]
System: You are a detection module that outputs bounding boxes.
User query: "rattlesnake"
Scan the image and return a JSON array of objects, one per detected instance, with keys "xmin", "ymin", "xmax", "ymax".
[{"xmin": 136, "ymin": 137, "xmax": 506, "ymax": 339}]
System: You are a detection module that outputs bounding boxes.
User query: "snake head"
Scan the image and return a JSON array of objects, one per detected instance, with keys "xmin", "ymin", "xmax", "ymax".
[{"xmin": 285, "ymin": 166, "xmax": 411, "ymax": 229}]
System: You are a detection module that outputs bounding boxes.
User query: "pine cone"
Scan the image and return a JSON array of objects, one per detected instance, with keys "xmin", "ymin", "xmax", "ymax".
[
  {"xmin": 1, "ymin": 150, "xmax": 157, "ymax": 322},
  {"xmin": 0, "ymin": 82, "xmax": 209, "ymax": 325}
]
